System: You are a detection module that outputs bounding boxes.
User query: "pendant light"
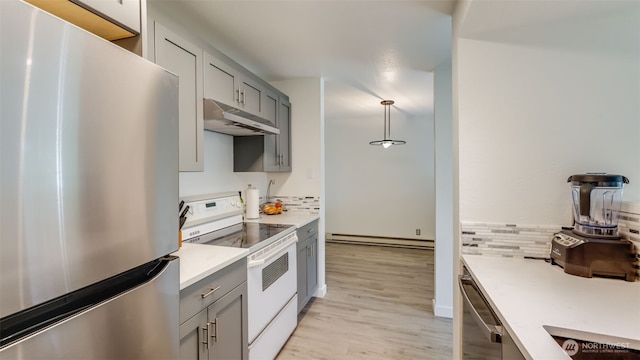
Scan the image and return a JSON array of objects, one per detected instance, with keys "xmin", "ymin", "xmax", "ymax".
[{"xmin": 369, "ymin": 100, "xmax": 406, "ymax": 148}]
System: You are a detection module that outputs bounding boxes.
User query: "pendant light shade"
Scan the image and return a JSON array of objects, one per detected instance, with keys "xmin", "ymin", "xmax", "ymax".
[{"xmin": 369, "ymin": 100, "xmax": 406, "ymax": 148}]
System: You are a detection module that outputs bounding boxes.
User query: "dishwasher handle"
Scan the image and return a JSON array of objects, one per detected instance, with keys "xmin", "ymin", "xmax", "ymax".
[{"xmin": 458, "ymin": 274, "xmax": 502, "ymax": 343}]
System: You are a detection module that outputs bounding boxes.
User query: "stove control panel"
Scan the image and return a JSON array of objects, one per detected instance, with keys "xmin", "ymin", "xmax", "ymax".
[{"xmin": 181, "ymin": 192, "xmax": 243, "ymax": 228}]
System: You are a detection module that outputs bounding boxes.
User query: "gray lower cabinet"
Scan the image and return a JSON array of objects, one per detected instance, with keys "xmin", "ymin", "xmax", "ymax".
[
  {"xmin": 179, "ymin": 308, "xmax": 208, "ymax": 360},
  {"xmin": 179, "ymin": 259, "xmax": 248, "ymax": 360},
  {"xmin": 296, "ymin": 220, "xmax": 319, "ymax": 313}
]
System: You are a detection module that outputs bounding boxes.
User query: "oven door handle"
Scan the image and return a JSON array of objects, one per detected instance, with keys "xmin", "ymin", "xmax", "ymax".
[
  {"xmin": 247, "ymin": 234, "xmax": 298, "ymax": 268},
  {"xmin": 458, "ymin": 274, "xmax": 502, "ymax": 343}
]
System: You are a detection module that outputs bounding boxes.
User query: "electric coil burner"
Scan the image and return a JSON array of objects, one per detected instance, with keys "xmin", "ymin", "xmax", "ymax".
[{"xmin": 550, "ymin": 174, "xmax": 636, "ymax": 282}]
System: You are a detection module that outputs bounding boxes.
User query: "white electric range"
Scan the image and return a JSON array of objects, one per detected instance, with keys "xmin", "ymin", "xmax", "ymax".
[{"xmin": 180, "ymin": 192, "xmax": 298, "ymax": 360}]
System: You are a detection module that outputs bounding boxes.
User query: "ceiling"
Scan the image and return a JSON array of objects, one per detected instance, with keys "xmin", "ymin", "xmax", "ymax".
[
  {"xmin": 459, "ymin": 0, "xmax": 639, "ymax": 51},
  {"xmin": 151, "ymin": 0, "xmax": 455, "ymax": 119}
]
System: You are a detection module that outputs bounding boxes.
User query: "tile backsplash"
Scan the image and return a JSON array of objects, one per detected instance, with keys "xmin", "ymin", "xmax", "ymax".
[
  {"xmin": 462, "ymin": 202, "xmax": 640, "ymax": 279},
  {"xmin": 618, "ymin": 202, "xmax": 640, "ymax": 272},
  {"xmin": 461, "ymin": 222, "xmax": 559, "ymax": 258},
  {"xmin": 268, "ymin": 195, "xmax": 320, "ymax": 215}
]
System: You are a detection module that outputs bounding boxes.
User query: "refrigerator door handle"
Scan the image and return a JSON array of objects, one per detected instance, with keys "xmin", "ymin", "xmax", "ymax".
[{"xmin": 0, "ymin": 257, "xmax": 179, "ymax": 358}]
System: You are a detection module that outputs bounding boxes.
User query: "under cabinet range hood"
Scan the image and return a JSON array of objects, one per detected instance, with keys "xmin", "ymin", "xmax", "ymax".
[{"xmin": 203, "ymin": 98, "xmax": 279, "ymax": 136}]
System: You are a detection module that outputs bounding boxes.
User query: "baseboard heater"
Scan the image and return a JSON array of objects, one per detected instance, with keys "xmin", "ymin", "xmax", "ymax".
[{"xmin": 326, "ymin": 233, "xmax": 434, "ymax": 249}]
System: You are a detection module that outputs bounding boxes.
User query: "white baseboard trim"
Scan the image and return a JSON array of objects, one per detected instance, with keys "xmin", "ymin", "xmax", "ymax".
[
  {"xmin": 313, "ymin": 284, "xmax": 327, "ymax": 298},
  {"xmin": 326, "ymin": 233, "xmax": 434, "ymax": 249},
  {"xmin": 433, "ymin": 299, "xmax": 453, "ymax": 319}
]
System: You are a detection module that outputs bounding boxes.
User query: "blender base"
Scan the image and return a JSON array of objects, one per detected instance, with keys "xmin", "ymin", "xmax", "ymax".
[{"xmin": 550, "ymin": 230, "xmax": 637, "ymax": 282}]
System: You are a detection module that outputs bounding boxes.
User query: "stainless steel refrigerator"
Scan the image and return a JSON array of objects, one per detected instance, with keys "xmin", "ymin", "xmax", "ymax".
[{"xmin": 1, "ymin": 1, "xmax": 180, "ymax": 358}]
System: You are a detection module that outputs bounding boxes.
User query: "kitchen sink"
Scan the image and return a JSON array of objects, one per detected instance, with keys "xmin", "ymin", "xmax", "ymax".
[{"xmin": 544, "ymin": 325, "xmax": 640, "ymax": 359}]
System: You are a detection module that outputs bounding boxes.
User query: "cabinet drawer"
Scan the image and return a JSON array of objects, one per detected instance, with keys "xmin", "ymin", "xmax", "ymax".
[
  {"xmin": 180, "ymin": 258, "xmax": 247, "ymax": 323},
  {"xmin": 296, "ymin": 220, "xmax": 319, "ymax": 242}
]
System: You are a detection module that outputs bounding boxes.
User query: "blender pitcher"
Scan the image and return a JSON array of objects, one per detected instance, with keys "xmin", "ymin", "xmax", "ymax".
[{"xmin": 568, "ymin": 173, "xmax": 629, "ymax": 238}]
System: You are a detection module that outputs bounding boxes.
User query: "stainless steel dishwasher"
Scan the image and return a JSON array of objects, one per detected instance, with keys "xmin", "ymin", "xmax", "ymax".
[{"xmin": 459, "ymin": 265, "xmax": 503, "ymax": 360}]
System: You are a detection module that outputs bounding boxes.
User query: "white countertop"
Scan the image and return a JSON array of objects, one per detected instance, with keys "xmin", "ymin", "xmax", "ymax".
[
  {"xmin": 173, "ymin": 212, "xmax": 319, "ymax": 290},
  {"xmin": 245, "ymin": 211, "xmax": 319, "ymax": 228},
  {"xmin": 172, "ymin": 243, "xmax": 248, "ymax": 290},
  {"xmin": 462, "ymin": 254, "xmax": 640, "ymax": 360}
]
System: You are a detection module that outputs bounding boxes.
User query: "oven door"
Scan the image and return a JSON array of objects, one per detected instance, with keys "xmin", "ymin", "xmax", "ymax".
[{"xmin": 247, "ymin": 233, "xmax": 298, "ymax": 343}]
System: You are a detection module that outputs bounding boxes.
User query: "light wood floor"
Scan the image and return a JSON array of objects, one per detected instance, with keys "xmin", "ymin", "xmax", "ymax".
[{"xmin": 276, "ymin": 242, "xmax": 453, "ymax": 360}]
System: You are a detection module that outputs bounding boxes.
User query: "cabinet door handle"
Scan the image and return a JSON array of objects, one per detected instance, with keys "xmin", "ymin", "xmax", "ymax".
[
  {"xmin": 211, "ymin": 318, "xmax": 219, "ymax": 343},
  {"xmin": 202, "ymin": 323, "xmax": 210, "ymax": 350},
  {"xmin": 240, "ymin": 88, "xmax": 245, "ymax": 104},
  {"xmin": 201, "ymin": 285, "xmax": 221, "ymax": 298},
  {"xmin": 236, "ymin": 88, "xmax": 241, "ymax": 104}
]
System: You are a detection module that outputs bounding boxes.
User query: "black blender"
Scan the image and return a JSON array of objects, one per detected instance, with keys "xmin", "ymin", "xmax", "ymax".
[{"xmin": 550, "ymin": 173, "xmax": 636, "ymax": 281}]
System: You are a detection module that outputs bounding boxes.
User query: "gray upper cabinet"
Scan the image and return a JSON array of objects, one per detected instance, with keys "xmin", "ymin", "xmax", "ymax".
[
  {"xmin": 25, "ymin": 0, "xmax": 140, "ymax": 41},
  {"xmin": 276, "ymin": 97, "xmax": 292, "ymax": 172},
  {"xmin": 238, "ymin": 76, "xmax": 262, "ymax": 116},
  {"xmin": 203, "ymin": 54, "xmax": 239, "ymax": 108},
  {"xmin": 233, "ymin": 93, "xmax": 291, "ymax": 173},
  {"xmin": 154, "ymin": 23, "xmax": 204, "ymax": 172},
  {"xmin": 76, "ymin": 0, "xmax": 141, "ymax": 34},
  {"xmin": 151, "ymin": 20, "xmax": 290, "ymax": 173},
  {"xmin": 262, "ymin": 89, "xmax": 279, "ymax": 171},
  {"xmin": 263, "ymin": 89, "xmax": 278, "ymax": 125},
  {"xmin": 203, "ymin": 52, "xmax": 264, "ymax": 118}
]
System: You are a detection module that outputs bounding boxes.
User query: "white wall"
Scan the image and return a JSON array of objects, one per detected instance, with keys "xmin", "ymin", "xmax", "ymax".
[
  {"xmin": 268, "ymin": 79, "xmax": 323, "ymax": 198},
  {"xmin": 452, "ymin": 1, "xmax": 640, "ymax": 358},
  {"xmin": 325, "ymin": 107, "xmax": 436, "ymax": 240},
  {"xmin": 451, "ymin": 2, "xmax": 470, "ymax": 356},
  {"xmin": 434, "ymin": 59, "xmax": 454, "ymax": 318},
  {"xmin": 458, "ymin": 36, "xmax": 640, "ymax": 225},
  {"xmin": 178, "ymin": 131, "xmax": 268, "ymax": 197},
  {"xmin": 269, "ymin": 78, "xmax": 327, "ymax": 297}
]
